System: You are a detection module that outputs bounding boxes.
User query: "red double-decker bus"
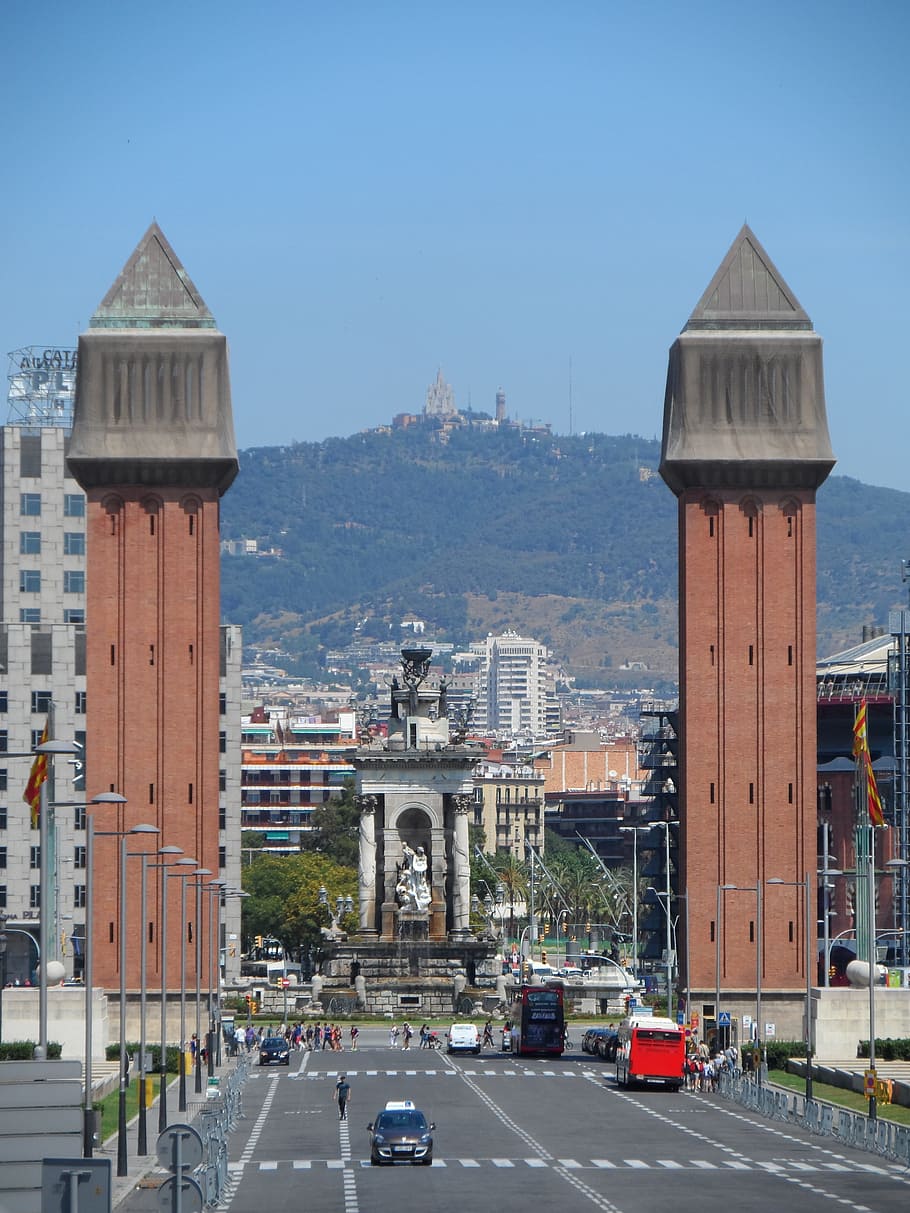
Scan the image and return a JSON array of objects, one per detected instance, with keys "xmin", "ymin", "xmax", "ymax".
[
  {"xmin": 615, "ymin": 1016, "xmax": 685, "ymax": 1090},
  {"xmin": 509, "ymin": 983, "xmax": 565, "ymax": 1056}
]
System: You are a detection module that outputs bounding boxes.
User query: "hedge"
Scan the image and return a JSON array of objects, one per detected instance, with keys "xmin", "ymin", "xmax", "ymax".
[
  {"xmin": 858, "ymin": 1037, "xmax": 910, "ymax": 1061},
  {"xmin": 0, "ymin": 1041, "xmax": 63, "ymax": 1060},
  {"xmin": 105, "ymin": 1043, "xmax": 182, "ymax": 1073}
]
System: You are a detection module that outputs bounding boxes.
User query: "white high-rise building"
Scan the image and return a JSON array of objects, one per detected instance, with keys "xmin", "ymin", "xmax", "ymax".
[{"xmin": 470, "ymin": 631, "xmax": 556, "ymax": 741}]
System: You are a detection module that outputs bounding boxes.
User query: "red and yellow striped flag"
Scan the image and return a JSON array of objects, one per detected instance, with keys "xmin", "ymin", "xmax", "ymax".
[
  {"xmin": 852, "ymin": 700, "xmax": 868, "ymax": 760},
  {"xmin": 866, "ymin": 754, "xmax": 886, "ymax": 828},
  {"xmin": 23, "ymin": 718, "xmax": 49, "ymax": 829}
]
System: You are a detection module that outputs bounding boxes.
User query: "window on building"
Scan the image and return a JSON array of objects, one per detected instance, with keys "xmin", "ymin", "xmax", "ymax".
[
  {"xmin": 64, "ymin": 571, "xmax": 85, "ymax": 594},
  {"xmin": 74, "ymin": 884, "xmax": 86, "ymax": 909},
  {"xmin": 0, "ymin": 806, "xmax": 6, "ymax": 829},
  {"xmin": 219, "ymin": 731, "xmax": 226, "ymax": 754},
  {"xmin": 0, "ymin": 771, "xmax": 7, "ymax": 793},
  {"xmin": 0, "ymin": 885, "xmax": 6, "ymax": 908},
  {"xmin": 31, "ymin": 691, "xmax": 52, "ymax": 713},
  {"xmin": 20, "ymin": 434, "xmax": 42, "ymax": 477},
  {"xmin": 20, "ymin": 570, "xmax": 41, "ymax": 593},
  {"xmin": 31, "ymin": 729, "xmax": 44, "ymax": 749},
  {"xmin": 30, "ymin": 845, "xmax": 41, "ymax": 868},
  {"xmin": 0, "ymin": 732, "xmax": 7, "ymax": 755},
  {"xmin": 20, "ymin": 493, "xmax": 41, "ymax": 516},
  {"xmin": 63, "ymin": 532, "xmax": 85, "ymax": 556},
  {"xmin": 218, "ymin": 805, "xmax": 226, "ymax": 831},
  {"xmin": 0, "ymin": 846, "xmax": 6, "ymax": 868},
  {"xmin": 20, "ymin": 609, "xmax": 41, "ymax": 624},
  {"xmin": 74, "ymin": 803, "xmax": 85, "ymax": 831},
  {"xmin": 74, "ymin": 845, "xmax": 86, "ymax": 869},
  {"xmin": 75, "ymin": 691, "xmax": 86, "ymax": 714},
  {"xmin": 20, "ymin": 531, "xmax": 41, "ymax": 554},
  {"xmin": 219, "ymin": 692, "xmax": 226, "ymax": 715},
  {"xmin": 31, "ymin": 628, "xmax": 52, "ymax": 676},
  {"xmin": 219, "ymin": 846, "xmax": 226, "ymax": 870},
  {"xmin": 0, "ymin": 693, "xmax": 7, "ymax": 713},
  {"xmin": 64, "ymin": 494, "xmax": 85, "ymax": 517},
  {"xmin": 30, "ymin": 885, "xmax": 40, "ymax": 908},
  {"xmin": 219, "ymin": 770, "xmax": 226, "ymax": 792},
  {"xmin": 64, "ymin": 609, "xmax": 85, "ymax": 624}
]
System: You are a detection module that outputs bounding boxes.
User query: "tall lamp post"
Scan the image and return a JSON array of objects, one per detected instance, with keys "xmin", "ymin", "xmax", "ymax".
[
  {"xmin": 159, "ymin": 857, "xmax": 196, "ymax": 1133},
  {"xmin": 619, "ymin": 826, "xmax": 649, "ymax": 978},
  {"xmin": 0, "ymin": 909, "xmax": 7, "ymax": 1046},
  {"xmin": 82, "ymin": 791, "xmax": 131, "ymax": 1158},
  {"xmin": 723, "ymin": 882, "xmax": 764, "ymax": 1082},
  {"xmin": 206, "ymin": 881, "xmax": 226, "ymax": 1075},
  {"xmin": 767, "ymin": 876, "xmax": 814, "ymax": 1102},
  {"xmin": 93, "ymin": 811, "xmax": 158, "ymax": 1178},
  {"xmin": 178, "ymin": 867, "xmax": 206, "ymax": 1111},
  {"xmin": 33, "ymin": 738, "xmax": 82, "ymax": 1060},
  {"xmin": 190, "ymin": 870, "xmax": 213, "ymax": 1095},
  {"xmin": 132, "ymin": 846, "xmax": 183, "ymax": 1155}
]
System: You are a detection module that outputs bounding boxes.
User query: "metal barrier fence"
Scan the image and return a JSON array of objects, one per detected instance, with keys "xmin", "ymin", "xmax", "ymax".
[
  {"xmin": 186, "ymin": 1052, "xmax": 251, "ymax": 1205},
  {"xmin": 717, "ymin": 1071, "xmax": 910, "ymax": 1167}
]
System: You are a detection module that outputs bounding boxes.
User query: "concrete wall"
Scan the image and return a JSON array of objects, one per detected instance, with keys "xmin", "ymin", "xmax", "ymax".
[{"xmin": 814, "ymin": 987, "xmax": 910, "ymax": 1059}]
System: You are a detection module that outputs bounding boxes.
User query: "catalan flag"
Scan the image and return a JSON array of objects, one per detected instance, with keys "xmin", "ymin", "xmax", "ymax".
[
  {"xmin": 866, "ymin": 755, "xmax": 886, "ymax": 828},
  {"xmin": 24, "ymin": 717, "xmax": 49, "ymax": 829},
  {"xmin": 852, "ymin": 700, "xmax": 868, "ymax": 760}
]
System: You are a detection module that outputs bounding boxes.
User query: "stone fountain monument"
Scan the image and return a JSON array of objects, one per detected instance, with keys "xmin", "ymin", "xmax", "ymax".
[{"xmin": 313, "ymin": 646, "xmax": 501, "ymax": 1017}]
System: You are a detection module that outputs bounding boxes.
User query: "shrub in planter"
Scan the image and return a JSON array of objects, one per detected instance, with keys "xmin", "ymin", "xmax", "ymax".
[{"xmin": 0, "ymin": 1041, "xmax": 62, "ymax": 1060}]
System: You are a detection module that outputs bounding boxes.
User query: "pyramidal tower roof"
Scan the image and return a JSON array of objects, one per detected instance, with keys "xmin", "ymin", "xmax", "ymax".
[
  {"xmin": 686, "ymin": 224, "xmax": 811, "ymax": 331},
  {"xmin": 91, "ymin": 221, "xmax": 216, "ymax": 330}
]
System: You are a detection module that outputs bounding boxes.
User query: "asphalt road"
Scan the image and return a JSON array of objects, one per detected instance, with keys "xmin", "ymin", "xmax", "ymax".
[{"xmin": 122, "ymin": 1028, "xmax": 910, "ymax": 1213}]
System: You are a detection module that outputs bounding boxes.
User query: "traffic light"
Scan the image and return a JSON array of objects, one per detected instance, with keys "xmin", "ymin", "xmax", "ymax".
[
  {"xmin": 540, "ymin": 949, "xmax": 548, "ymax": 965},
  {"xmin": 255, "ymin": 935, "xmax": 263, "ymax": 948}
]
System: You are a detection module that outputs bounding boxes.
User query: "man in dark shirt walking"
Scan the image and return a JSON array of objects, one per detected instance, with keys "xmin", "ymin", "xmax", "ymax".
[{"xmin": 335, "ymin": 1074, "xmax": 351, "ymax": 1121}]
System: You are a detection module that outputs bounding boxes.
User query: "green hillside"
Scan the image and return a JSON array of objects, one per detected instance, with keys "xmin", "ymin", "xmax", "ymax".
[{"xmin": 219, "ymin": 425, "xmax": 910, "ymax": 685}]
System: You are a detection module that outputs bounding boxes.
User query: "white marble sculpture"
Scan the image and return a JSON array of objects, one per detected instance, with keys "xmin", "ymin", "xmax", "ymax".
[{"xmin": 397, "ymin": 842, "xmax": 432, "ymax": 912}]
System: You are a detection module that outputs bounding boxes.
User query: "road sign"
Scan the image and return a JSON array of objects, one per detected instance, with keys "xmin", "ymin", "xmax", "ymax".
[
  {"xmin": 718, "ymin": 1011, "xmax": 731, "ymax": 1026},
  {"xmin": 157, "ymin": 1174, "xmax": 203, "ymax": 1213},
  {"xmin": 156, "ymin": 1123, "xmax": 203, "ymax": 1173},
  {"xmin": 42, "ymin": 1158, "xmax": 111, "ymax": 1213},
  {"xmin": 279, "ymin": 977, "xmax": 290, "ymax": 988}
]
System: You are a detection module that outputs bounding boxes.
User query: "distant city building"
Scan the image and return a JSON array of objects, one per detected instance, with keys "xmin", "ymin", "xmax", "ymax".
[
  {"xmin": 240, "ymin": 708, "xmax": 358, "ymax": 845},
  {"xmin": 468, "ymin": 630, "xmax": 559, "ymax": 741},
  {"xmin": 471, "ymin": 752, "xmax": 545, "ymax": 856}
]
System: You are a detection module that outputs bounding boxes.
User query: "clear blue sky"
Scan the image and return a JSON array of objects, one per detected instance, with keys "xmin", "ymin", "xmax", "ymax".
[{"xmin": 2, "ymin": 2, "xmax": 908, "ymax": 489}]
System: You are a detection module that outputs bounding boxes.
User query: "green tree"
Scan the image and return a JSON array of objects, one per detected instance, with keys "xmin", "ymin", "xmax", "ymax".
[
  {"xmin": 241, "ymin": 852, "xmax": 357, "ymax": 957},
  {"xmin": 302, "ymin": 778, "xmax": 360, "ymax": 867}
]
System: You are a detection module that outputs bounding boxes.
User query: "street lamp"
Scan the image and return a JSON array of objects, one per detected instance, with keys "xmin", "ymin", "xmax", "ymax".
[
  {"xmin": 619, "ymin": 826, "xmax": 650, "ymax": 978},
  {"xmin": 94, "ymin": 812, "xmax": 158, "ymax": 1178},
  {"xmin": 189, "ymin": 869, "xmax": 213, "ymax": 1096},
  {"xmin": 723, "ymin": 882, "xmax": 764, "ymax": 1082},
  {"xmin": 159, "ymin": 857, "xmax": 197, "ymax": 1133},
  {"xmin": 0, "ymin": 909, "xmax": 7, "ymax": 1046},
  {"xmin": 131, "ymin": 846, "xmax": 183, "ymax": 1155},
  {"xmin": 652, "ymin": 821, "xmax": 675, "ymax": 1019},
  {"xmin": 206, "ymin": 881, "xmax": 226, "ymax": 1075},
  {"xmin": 33, "ymin": 738, "xmax": 82, "ymax": 1061},
  {"xmin": 767, "ymin": 876, "xmax": 814, "ymax": 1102},
  {"xmin": 176, "ymin": 864, "xmax": 202, "ymax": 1113}
]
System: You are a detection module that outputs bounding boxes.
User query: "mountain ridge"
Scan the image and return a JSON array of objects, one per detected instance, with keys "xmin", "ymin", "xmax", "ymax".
[{"xmin": 219, "ymin": 425, "xmax": 909, "ymax": 686}]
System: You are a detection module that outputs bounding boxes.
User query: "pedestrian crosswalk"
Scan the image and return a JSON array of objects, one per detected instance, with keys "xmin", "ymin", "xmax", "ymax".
[
  {"xmin": 290, "ymin": 1069, "xmax": 590, "ymax": 1079},
  {"xmin": 241, "ymin": 1156, "xmax": 887, "ymax": 1174}
]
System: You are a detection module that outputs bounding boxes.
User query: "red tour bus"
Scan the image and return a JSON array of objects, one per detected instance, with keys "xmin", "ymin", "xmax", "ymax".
[
  {"xmin": 614, "ymin": 1015, "xmax": 685, "ymax": 1090},
  {"xmin": 509, "ymin": 983, "xmax": 565, "ymax": 1056}
]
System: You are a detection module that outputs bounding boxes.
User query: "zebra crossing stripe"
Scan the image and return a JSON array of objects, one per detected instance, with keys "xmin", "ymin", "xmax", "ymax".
[
  {"xmin": 722, "ymin": 1161, "xmax": 750, "ymax": 1170},
  {"xmin": 657, "ymin": 1160, "xmax": 684, "ymax": 1168},
  {"xmin": 292, "ymin": 1161, "xmax": 311, "ymax": 1169},
  {"xmin": 525, "ymin": 1159, "xmax": 547, "ymax": 1168},
  {"xmin": 625, "ymin": 1160, "xmax": 648, "ymax": 1169},
  {"xmin": 591, "ymin": 1160, "xmax": 617, "ymax": 1169},
  {"xmin": 460, "ymin": 1159, "xmax": 480, "ymax": 1167},
  {"xmin": 691, "ymin": 1160, "xmax": 717, "ymax": 1169},
  {"xmin": 559, "ymin": 1159, "xmax": 582, "ymax": 1169},
  {"xmin": 492, "ymin": 1159, "xmax": 514, "ymax": 1167}
]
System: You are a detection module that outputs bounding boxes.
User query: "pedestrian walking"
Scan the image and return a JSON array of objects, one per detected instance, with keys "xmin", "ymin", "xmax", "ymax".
[
  {"xmin": 402, "ymin": 1021, "xmax": 413, "ymax": 1050},
  {"xmin": 335, "ymin": 1074, "xmax": 351, "ymax": 1121},
  {"xmin": 389, "ymin": 1024, "xmax": 399, "ymax": 1048},
  {"xmin": 350, "ymin": 1025, "xmax": 359, "ymax": 1051}
]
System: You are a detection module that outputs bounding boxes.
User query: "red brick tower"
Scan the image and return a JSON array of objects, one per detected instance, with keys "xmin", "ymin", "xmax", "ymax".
[
  {"xmin": 660, "ymin": 227, "xmax": 835, "ymax": 1033},
  {"xmin": 69, "ymin": 224, "xmax": 238, "ymax": 994}
]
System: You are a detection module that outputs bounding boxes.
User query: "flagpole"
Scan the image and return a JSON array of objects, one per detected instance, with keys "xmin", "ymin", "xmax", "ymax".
[{"xmin": 37, "ymin": 775, "xmax": 49, "ymax": 1059}]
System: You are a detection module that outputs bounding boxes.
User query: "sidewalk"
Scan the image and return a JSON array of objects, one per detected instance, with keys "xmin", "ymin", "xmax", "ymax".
[{"xmin": 89, "ymin": 1056, "xmax": 244, "ymax": 1208}]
